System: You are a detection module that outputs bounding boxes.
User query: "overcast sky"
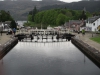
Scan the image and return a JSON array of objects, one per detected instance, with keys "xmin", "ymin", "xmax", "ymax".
[
  {"xmin": 0, "ymin": 0, "xmax": 82, "ymax": 3},
  {"xmin": 1, "ymin": 0, "xmax": 99, "ymax": 2},
  {"xmin": 39, "ymin": 0, "xmax": 82, "ymax": 3},
  {"xmin": 60, "ymin": 0, "xmax": 81, "ymax": 3}
]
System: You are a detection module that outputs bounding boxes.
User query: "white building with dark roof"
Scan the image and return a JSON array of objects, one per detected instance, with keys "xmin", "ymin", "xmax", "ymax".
[
  {"xmin": 0, "ymin": 21, "xmax": 12, "ymax": 32},
  {"xmin": 86, "ymin": 16, "xmax": 100, "ymax": 31},
  {"xmin": 4, "ymin": 21, "xmax": 11, "ymax": 31},
  {"xmin": 0, "ymin": 22, "xmax": 4, "ymax": 32}
]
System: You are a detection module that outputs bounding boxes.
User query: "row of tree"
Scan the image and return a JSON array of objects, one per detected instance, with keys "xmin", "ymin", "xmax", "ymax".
[
  {"xmin": 0, "ymin": 10, "xmax": 17, "ymax": 28},
  {"xmin": 27, "ymin": 7, "xmax": 91, "ymax": 27}
]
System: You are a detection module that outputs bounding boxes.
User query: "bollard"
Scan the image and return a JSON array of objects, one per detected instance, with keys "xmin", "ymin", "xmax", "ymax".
[
  {"xmin": 52, "ymin": 36, "xmax": 53, "ymax": 42},
  {"xmin": 92, "ymin": 33, "xmax": 93, "ymax": 37}
]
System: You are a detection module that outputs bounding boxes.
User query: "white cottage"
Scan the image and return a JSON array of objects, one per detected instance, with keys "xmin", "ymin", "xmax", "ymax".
[
  {"xmin": 0, "ymin": 22, "xmax": 4, "ymax": 32},
  {"xmin": 86, "ymin": 16, "xmax": 100, "ymax": 31},
  {"xmin": 4, "ymin": 21, "xmax": 11, "ymax": 31}
]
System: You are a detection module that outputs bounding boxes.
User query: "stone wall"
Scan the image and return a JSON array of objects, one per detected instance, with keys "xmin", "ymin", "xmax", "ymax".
[
  {"xmin": 71, "ymin": 37, "xmax": 100, "ymax": 66},
  {"xmin": 0, "ymin": 37, "xmax": 18, "ymax": 59}
]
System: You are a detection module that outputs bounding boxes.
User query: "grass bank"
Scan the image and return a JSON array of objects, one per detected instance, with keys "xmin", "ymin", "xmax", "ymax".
[{"xmin": 90, "ymin": 36, "xmax": 100, "ymax": 44}]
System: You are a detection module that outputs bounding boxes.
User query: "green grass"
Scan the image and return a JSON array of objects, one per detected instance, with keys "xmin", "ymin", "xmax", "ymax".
[{"xmin": 90, "ymin": 36, "xmax": 100, "ymax": 44}]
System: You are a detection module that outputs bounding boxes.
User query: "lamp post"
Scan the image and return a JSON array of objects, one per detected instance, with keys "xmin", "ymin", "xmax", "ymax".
[
  {"xmin": 68, "ymin": 20, "xmax": 70, "ymax": 34},
  {"xmin": 41, "ymin": 22, "xmax": 42, "ymax": 30},
  {"xmin": 92, "ymin": 31, "xmax": 93, "ymax": 37},
  {"xmin": 0, "ymin": 12, "xmax": 3, "ymax": 36},
  {"xmin": 97, "ymin": 19, "xmax": 98, "ymax": 33},
  {"xmin": 0, "ymin": 12, "xmax": 1, "ymax": 22}
]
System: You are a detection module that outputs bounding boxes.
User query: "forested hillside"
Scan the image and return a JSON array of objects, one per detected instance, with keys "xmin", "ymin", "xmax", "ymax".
[{"xmin": 0, "ymin": 1, "xmax": 65, "ymax": 20}]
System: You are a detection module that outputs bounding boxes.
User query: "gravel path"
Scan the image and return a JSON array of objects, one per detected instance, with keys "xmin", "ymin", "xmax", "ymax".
[
  {"xmin": 74, "ymin": 32, "xmax": 100, "ymax": 52},
  {"xmin": 0, "ymin": 33, "xmax": 13, "ymax": 45}
]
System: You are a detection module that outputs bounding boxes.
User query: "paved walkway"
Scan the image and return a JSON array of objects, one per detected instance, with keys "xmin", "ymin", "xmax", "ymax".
[
  {"xmin": 74, "ymin": 32, "xmax": 100, "ymax": 52},
  {"xmin": 0, "ymin": 33, "xmax": 12, "ymax": 45}
]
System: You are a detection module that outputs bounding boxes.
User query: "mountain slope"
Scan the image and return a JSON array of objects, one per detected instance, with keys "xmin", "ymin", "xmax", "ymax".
[
  {"xmin": 0, "ymin": 1, "xmax": 100, "ymax": 20},
  {"xmin": 40, "ymin": 1, "xmax": 100, "ymax": 12},
  {"xmin": 0, "ymin": 1, "xmax": 65, "ymax": 20}
]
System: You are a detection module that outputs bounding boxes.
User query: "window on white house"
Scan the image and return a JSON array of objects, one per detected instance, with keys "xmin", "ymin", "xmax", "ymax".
[{"xmin": 93, "ymin": 23, "xmax": 95, "ymax": 26}]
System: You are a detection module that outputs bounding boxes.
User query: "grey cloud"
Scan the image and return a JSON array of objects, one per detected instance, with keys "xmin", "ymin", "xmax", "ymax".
[
  {"xmin": 82, "ymin": 0, "xmax": 100, "ymax": 1},
  {"xmin": 4, "ymin": 0, "xmax": 32, "ymax": 1},
  {"xmin": 42, "ymin": 0, "xmax": 59, "ymax": 1},
  {"xmin": 4, "ymin": 0, "xmax": 59, "ymax": 1}
]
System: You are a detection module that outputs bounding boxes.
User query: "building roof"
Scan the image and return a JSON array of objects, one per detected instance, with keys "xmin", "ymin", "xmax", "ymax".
[
  {"xmin": 87, "ymin": 16, "xmax": 100, "ymax": 23},
  {"xmin": 69, "ymin": 20, "xmax": 85, "ymax": 27},
  {"xmin": 0, "ymin": 22, "xmax": 2, "ymax": 25},
  {"xmin": 64, "ymin": 20, "xmax": 85, "ymax": 28},
  {"xmin": 69, "ymin": 20, "xmax": 82, "ymax": 25},
  {"xmin": 5, "ymin": 21, "xmax": 11, "ymax": 24}
]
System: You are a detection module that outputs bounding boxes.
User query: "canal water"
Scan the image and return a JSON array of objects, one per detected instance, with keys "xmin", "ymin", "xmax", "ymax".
[{"xmin": 1, "ymin": 42, "xmax": 100, "ymax": 75}]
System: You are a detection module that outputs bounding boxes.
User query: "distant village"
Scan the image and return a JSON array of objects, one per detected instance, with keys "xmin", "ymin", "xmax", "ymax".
[
  {"xmin": 47, "ymin": 15, "xmax": 100, "ymax": 33},
  {"xmin": 0, "ymin": 15, "xmax": 100, "ymax": 33}
]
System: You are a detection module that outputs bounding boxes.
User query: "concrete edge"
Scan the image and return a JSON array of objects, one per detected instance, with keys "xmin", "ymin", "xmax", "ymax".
[{"xmin": 71, "ymin": 37, "xmax": 100, "ymax": 67}]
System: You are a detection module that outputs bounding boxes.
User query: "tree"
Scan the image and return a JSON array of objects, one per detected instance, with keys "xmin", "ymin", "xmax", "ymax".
[
  {"xmin": 32, "ymin": 6, "xmax": 38, "ymax": 22},
  {"xmin": 10, "ymin": 20, "xmax": 17, "ymax": 29},
  {"xmin": 28, "ymin": 8, "xmax": 91, "ymax": 27},
  {"xmin": 56, "ymin": 14, "xmax": 67, "ymax": 25},
  {"xmin": 0, "ymin": 10, "xmax": 13, "ymax": 22},
  {"xmin": 28, "ymin": 15, "xmax": 32, "ymax": 22},
  {"xmin": 80, "ymin": 10, "xmax": 87, "ymax": 20}
]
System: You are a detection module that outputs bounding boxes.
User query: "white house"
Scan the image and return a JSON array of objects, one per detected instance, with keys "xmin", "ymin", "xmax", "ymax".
[
  {"xmin": 0, "ymin": 22, "xmax": 4, "ymax": 32},
  {"xmin": 86, "ymin": 16, "xmax": 100, "ymax": 31},
  {"xmin": 4, "ymin": 21, "xmax": 11, "ymax": 31}
]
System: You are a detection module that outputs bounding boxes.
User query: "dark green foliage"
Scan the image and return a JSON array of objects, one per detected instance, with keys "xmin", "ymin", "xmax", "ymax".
[
  {"xmin": 56, "ymin": 13, "xmax": 67, "ymax": 25},
  {"xmin": 34, "ymin": 9, "xmax": 59, "ymax": 25},
  {"xmin": 10, "ymin": 20, "xmax": 17, "ymax": 29},
  {"xmin": 28, "ymin": 15, "xmax": 33, "ymax": 22},
  {"xmin": 28, "ymin": 8, "xmax": 91, "ymax": 27},
  {"xmin": 29, "ymin": 6, "xmax": 38, "ymax": 22},
  {"xmin": 0, "ymin": 10, "xmax": 13, "ymax": 22},
  {"xmin": 80, "ymin": 10, "xmax": 87, "ymax": 20}
]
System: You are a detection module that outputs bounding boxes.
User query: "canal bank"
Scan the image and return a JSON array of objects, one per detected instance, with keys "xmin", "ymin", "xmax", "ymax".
[
  {"xmin": 71, "ymin": 33, "xmax": 100, "ymax": 66},
  {"xmin": 0, "ymin": 33, "xmax": 18, "ymax": 59}
]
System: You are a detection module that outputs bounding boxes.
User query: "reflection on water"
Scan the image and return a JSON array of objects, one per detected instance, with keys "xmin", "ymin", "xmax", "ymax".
[
  {"xmin": 1, "ymin": 42, "xmax": 100, "ymax": 75},
  {"xmin": 0, "ymin": 59, "xmax": 4, "ymax": 75}
]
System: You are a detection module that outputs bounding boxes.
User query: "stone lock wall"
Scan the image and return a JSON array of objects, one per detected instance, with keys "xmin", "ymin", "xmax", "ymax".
[
  {"xmin": 0, "ymin": 37, "xmax": 18, "ymax": 59},
  {"xmin": 71, "ymin": 37, "xmax": 100, "ymax": 66}
]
